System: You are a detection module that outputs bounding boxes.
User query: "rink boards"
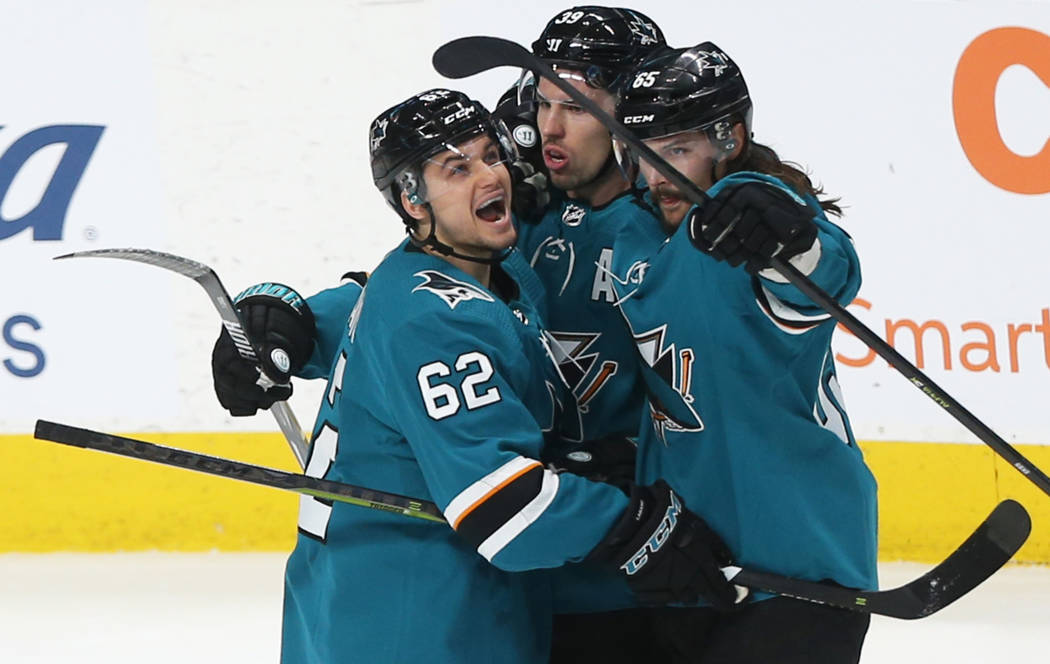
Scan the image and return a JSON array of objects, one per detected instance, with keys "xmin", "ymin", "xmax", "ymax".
[{"xmin": 3, "ymin": 431, "xmax": 1049, "ymax": 563}]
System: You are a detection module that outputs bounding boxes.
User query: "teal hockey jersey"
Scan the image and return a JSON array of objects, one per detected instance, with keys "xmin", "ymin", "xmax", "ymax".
[
  {"xmin": 516, "ymin": 189, "xmax": 664, "ymax": 443},
  {"xmin": 280, "ymin": 239, "xmax": 631, "ymax": 664},
  {"xmin": 298, "ymin": 279, "xmax": 366, "ymax": 380},
  {"xmin": 611, "ymin": 172, "xmax": 878, "ymax": 596}
]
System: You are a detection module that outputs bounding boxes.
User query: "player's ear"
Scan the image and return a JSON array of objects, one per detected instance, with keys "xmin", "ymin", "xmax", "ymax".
[
  {"xmin": 401, "ymin": 190, "xmax": 427, "ymax": 221},
  {"xmin": 401, "ymin": 190, "xmax": 431, "ymax": 238},
  {"xmin": 726, "ymin": 122, "xmax": 747, "ymax": 161}
]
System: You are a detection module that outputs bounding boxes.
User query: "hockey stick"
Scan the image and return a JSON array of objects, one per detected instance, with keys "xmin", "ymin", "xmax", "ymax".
[
  {"xmin": 34, "ymin": 419, "xmax": 444, "ymax": 523},
  {"xmin": 432, "ymin": 36, "xmax": 1050, "ymax": 499},
  {"xmin": 33, "ymin": 418, "xmax": 1030, "ymax": 619},
  {"xmin": 730, "ymin": 496, "xmax": 1029, "ymax": 618},
  {"xmin": 54, "ymin": 248, "xmax": 309, "ymax": 469}
]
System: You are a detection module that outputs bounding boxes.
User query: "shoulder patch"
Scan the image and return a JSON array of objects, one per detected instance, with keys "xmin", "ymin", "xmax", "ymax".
[{"xmin": 412, "ymin": 270, "xmax": 494, "ymax": 309}]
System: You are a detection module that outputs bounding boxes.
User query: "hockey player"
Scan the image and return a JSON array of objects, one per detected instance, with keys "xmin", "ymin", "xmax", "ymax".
[
  {"xmin": 216, "ymin": 6, "xmax": 668, "ymax": 480},
  {"xmin": 213, "ymin": 88, "xmax": 743, "ymax": 663},
  {"xmin": 513, "ymin": 7, "xmax": 692, "ymax": 661},
  {"xmin": 606, "ymin": 44, "xmax": 878, "ymax": 663},
  {"xmin": 518, "ymin": 5, "xmax": 667, "ymax": 481}
]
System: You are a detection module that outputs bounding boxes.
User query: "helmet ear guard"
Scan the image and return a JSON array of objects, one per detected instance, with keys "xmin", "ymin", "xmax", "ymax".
[{"xmin": 396, "ymin": 168, "xmax": 425, "ymax": 206}]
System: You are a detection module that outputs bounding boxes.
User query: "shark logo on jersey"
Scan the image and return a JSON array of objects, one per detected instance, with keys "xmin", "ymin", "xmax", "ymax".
[
  {"xmin": 529, "ymin": 237, "xmax": 576, "ymax": 297},
  {"xmin": 546, "ymin": 331, "xmax": 618, "ymax": 415},
  {"xmin": 633, "ymin": 324, "xmax": 704, "ymax": 443},
  {"xmin": 538, "ymin": 334, "xmax": 585, "ymax": 442},
  {"xmin": 562, "ymin": 203, "xmax": 586, "ymax": 227},
  {"xmin": 412, "ymin": 270, "xmax": 494, "ymax": 309},
  {"xmin": 625, "ymin": 260, "xmax": 649, "ymax": 286}
]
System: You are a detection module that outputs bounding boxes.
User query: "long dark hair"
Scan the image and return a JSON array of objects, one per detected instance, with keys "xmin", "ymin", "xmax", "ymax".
[{"xmin": 724, "ymin": 138, "xmax": 843, "ymax": 217}]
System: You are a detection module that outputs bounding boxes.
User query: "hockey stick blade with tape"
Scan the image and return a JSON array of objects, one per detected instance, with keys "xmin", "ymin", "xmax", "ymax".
[
  {"xmin": 432, "ymin": 36, "xmax": 1050, "ymax": 498},
  {"xmin": 32, "ymin": 419, "xmax": 1029, "ymax": 618},
  {"xmin": 53, "ymin": 248, "xmax": 309, "ymax": 468},
  {"xmin": 726, "ymin": 498, "xmax": 1030, "ymax": 619}
]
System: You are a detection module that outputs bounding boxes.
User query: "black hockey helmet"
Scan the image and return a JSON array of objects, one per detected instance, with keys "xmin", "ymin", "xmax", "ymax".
[
  {"xmin": 370, "ymin": 88, "xmax": 514, "ymax": 218},
  {"xmin": 617, "ymin": 43, "xmax": 752, "ymax": 148},
  {"xmin": 531, "ymin": 6, "xmax": 666, "ymax": 90}
]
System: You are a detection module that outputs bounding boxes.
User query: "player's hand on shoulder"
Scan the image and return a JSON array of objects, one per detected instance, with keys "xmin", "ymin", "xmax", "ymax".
[
  {"xmin": 687, "ymin": 181, "xmax": 818, "ymax": 275},
  {"xmin": 211, "ymin": 282, "xmax": 316, "ymax": 416},
  {"xmin": 587, "ymin": 480, "xmax": 748, "ymax": 610}
]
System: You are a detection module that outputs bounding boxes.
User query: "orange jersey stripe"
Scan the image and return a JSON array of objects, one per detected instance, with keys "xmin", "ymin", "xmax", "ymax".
[{"xmin": 451, "ymin": 460, "xmax": 543, "ymax": 530}]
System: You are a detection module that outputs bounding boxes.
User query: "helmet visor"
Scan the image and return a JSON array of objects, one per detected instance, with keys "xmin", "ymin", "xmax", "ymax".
[
  {"xmin": 631, "ymin": 129, "xmax": 724, "ymax": 190},
  {"xmin": 397, "ymin": 130, "xmax": 515, "ymax": 208}
]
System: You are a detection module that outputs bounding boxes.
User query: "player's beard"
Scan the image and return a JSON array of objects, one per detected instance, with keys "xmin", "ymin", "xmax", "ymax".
[{"xmin": 551, "ymin": 149, "xmax": 618, "ymax": 198}]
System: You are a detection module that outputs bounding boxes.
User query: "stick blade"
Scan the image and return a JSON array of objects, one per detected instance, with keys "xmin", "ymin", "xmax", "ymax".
[
  {"xmin": 53, "ymin": 247, "xmax": 214, "ymax": 281},
  {"xmin": 432, "ymin": 36, "xmax": 531, "ymax": 79},
  {"xmin": 34, "ymin": 419, "xmax": 74, "ymax": 445},
  {"xmin": 875, "ymin": 498, "xmax": 1031, "ymax": 619}
]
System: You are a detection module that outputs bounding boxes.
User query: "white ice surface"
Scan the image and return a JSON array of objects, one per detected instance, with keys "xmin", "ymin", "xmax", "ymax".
[{"xmin": 0, "ymin": 553, "xmax": 1045, "ymax": 663}]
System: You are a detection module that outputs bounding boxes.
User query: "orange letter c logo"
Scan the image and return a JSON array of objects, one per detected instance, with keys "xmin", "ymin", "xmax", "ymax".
[{"xmin": 953, "ymin": 27, "xmax": 1050, "ymax": 195}]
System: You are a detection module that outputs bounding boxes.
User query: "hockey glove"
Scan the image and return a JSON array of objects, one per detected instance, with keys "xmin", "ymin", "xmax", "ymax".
[
  {"xmin": 340, "ymin": 270, "xmax": 369, "ymax": 287},
  {"xmin": 211, "ymin": 282, "xmax": 316, "ymax": 417},
  {"xmin": 541, "ymin": 435, "xmax": 637, "ymax": 490},
  {"xmin": 509, "ymin": 159, "xmax": 550, "ymax": 223},
  {"xmin": 687, "ymin": 182, "xmax": 817, "ymax": 274},
  {"xmin": 587, "ymin": 480, "xmax": 747, "ymax": 610},
  {"xmin": 493, "ymin": 84, "xmax": 546, "ymax": 178}
]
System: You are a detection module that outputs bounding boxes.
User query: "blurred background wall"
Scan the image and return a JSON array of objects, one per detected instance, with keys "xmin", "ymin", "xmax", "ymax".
[{"xmin": 2, "ymin": 0, "xmax": 1048, "ymax": 561}]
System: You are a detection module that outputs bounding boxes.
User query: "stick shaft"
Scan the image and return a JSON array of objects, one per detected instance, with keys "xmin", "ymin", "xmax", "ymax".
[
  {"xmin": 55, "ymin": 248, "xmax": 310, "ymax": 468},
  {"xmin": 33, "ymin": 420, "xmax": 445, "ymax": 523}
]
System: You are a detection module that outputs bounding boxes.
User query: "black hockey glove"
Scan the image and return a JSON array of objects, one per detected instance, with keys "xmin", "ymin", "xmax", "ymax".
[
  {"xmin": 509, "ymin": 159, "xmax": 550, "ymax": 223},
  {"xmin": 211, "ymin": 282, "xmax": 316, "ymax": 417},
  {"xmin": 493, "ymin": 84, "xmax": 545, "ymax": 177},
  {"xmin": 587, "ymin": 480, "xmax": 747, "ymax": 610},
  {"xmin": 340, "ymin": 270, "xmax": 369, "ymax": 287},
  {"xmin": 687, "ymin": 182, "xmax": 818, "ymax": 274},
  {"xmin": 541, "ymin": 435, "xmax": 637, "ymax": 489}
]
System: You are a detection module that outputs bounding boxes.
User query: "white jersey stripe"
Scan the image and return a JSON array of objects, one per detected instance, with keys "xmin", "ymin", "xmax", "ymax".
[
  {"xmin": 444, "ymin": 456, "xmax": 540, "ymax": 527},
  {"xmin": 757, "ymin": 284, "xmax": 831, "ymax": 335},
  {"xmin": 478, "ymin": 469, "xmax": 561, "ymax": 561}
]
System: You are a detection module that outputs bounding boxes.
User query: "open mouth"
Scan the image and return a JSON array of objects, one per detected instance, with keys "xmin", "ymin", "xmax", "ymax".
[
  {"xmin": 543, "ymin": 146, "xmax": 568, "ymax": 171},
  {"xmin": 475, "ymin": 194, "xmax": 507, "ymax": 222},
  {"xmin": 654, "ymin": 187, "xmax": 684, "ymax": 209}
]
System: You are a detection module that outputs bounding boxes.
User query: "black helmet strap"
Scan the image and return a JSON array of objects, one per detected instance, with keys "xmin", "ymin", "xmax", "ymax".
[{"xmin": 405, "ymin": 202, "xmax": 508, "ymax": 266}]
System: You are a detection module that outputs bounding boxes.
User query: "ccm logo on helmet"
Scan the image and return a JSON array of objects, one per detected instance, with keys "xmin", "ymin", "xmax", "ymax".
[
  {"xmin": 623, "ymin": 114, "xmax": 655, "ymax": 124},
  {"xmin": 443, "ymin": 106, "xmax": 476, "ymax": 125}
]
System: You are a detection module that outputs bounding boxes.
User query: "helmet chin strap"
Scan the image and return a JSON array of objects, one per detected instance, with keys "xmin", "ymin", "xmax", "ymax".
[
  {"xmin": 575, "ymin": 142, "xmax": 626, "ymax": 199},
  {"xmin": 596, "ymin": 147, "xmax": 620, "ymax": 184},
  {"xmin": 408, "ymin": 202, "xmax": 509, "ymax": 266}
]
